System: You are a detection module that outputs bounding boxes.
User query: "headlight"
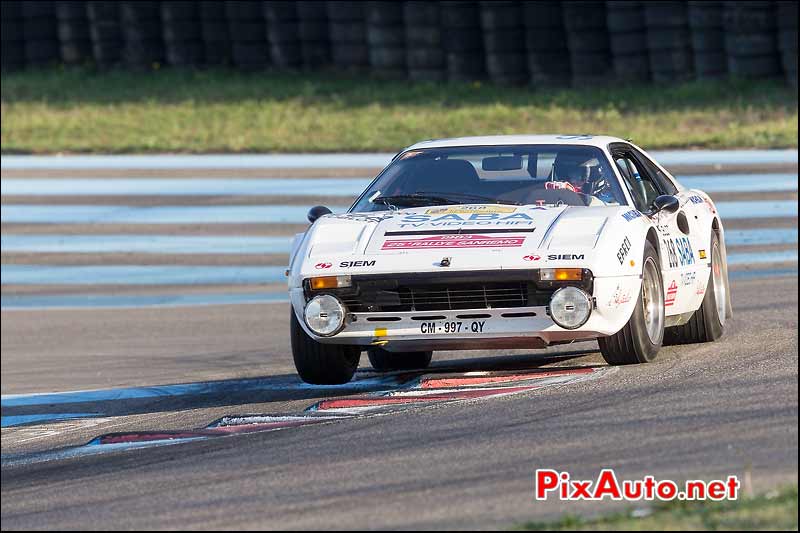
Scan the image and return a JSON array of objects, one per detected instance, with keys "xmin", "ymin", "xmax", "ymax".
[
  {"xmin": 549, "ymin": 286, "xmax": 592, "ymax": 330},
  {"xmin": 304, "ymin": 294, "xmax": 346, "ymax": 336}
]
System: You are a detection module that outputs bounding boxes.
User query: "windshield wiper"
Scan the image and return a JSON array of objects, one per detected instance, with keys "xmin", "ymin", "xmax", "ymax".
[
  {"xmin": 371, "ymin": 194, "xmax": 463, "ymax": 208},
  {"xmin": 421, "ymin": 191, "xmax": 522, "ymax": 206}
]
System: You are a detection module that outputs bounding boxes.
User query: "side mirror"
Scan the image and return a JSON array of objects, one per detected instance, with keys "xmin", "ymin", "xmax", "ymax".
[
  {"xmin": 307, "ymin": 205, "xmax": 332, "ymax": 224},
  {"xmin": 651, "ymin": 195, "xmax": 680, "ymax": 214}
]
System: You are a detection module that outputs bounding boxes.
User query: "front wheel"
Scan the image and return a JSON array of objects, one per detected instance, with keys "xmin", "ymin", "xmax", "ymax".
[
  {"xmin": 599, "ymin": 241, "xmax": 665, "ymax": 365},
  {"xmin": 367, "ymin": 347, "xmax": 433, "ymax": 372},
  {"xmin": 290, "ymin": 310, "xmax": 361, "ymax": 385}
]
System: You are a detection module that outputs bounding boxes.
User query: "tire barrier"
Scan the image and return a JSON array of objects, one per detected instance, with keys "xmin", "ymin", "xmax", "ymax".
[
  {"xmin": 297, "ymin": 1, "xmax": 330, "ymax": 68},
  {"xmin": 1, "ymin": 0, "xmax": 795, "ymax": 88},
  {"xmin": 644, "ymin": 1, "xmax": 694, "ymax": 83},
  {"xmin": 687, "ymin": 1, "xmax": 726, "ymax": 79},
  {"xmin": 606, "ymin": 1, "xmax": 649, "ymax": 83},
  {"xmin": 563, "ymin": 1, "xmax": 612, "ymax": 86},
  {"xmin": 55, "ymin": 1, "xmax": 92, "ymax": 65},
  {"xmin": 199, "ymin": 1, "xmax": 230, "ymax": 66},
  {"xmin": 226, "ymin": 0, "xmax": 269, "ymax": 70},
  {"xmin": 120, "ymin": 1, "xmax": 163, "ymax": 69},
  {"xmin": 22, "ymin": 0, "xmax": 60, "ymax": 67},
  {"xmin": 327, "ymin": 1, "xmax": 368, "ymax": 70},
  {"xmin": 1, "ymin": 1, "xmax": 25, "ymax": 71},
  {"xmin": 523, "ymin": 1, "xmax": 570, "ymax": 87},
  {"xmin": 480, "ymin": 1, "xmax": 527, "ymax": 85},
  {"xmin": 723, "ymin": 1, "xmax": 780, "ymax": 79},
  {"xmin": 161, "ymin": 1, "xmax": 203, "ymax": 67},
  {"xmin": 264, "ymin": 0, "xmax": 301, "ymax": 69},
  {"xmin": 87, "ymin": 1, "xmax": 122, "ymax": 68},
  {"xmin": 404, "ymin": 1, "xmax": 445, "ymax": 82},
  {"xmin": 366, "ymin": 1, "xmax": 406, "ymax": 79},
  {"xmin": 777, "ymin": 0, "xmax": 798, "ymax": 88},
  {"xmin": 441, "ymin": 1, "xmax": 485, "ymax": 81}
]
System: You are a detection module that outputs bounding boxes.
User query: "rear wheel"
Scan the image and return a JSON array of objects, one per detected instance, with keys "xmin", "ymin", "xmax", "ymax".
[
  {"xmin": 367, "ymin": 348, "xmax": 433, "ymax": 372},
  {"xmin": 600, "ymin": 241, "xmax": 665, "ymax": 365},
  {"xmin": 290, "ymin": 310, "xmax": 361, "ymax": 385},
  {"xmin": 663, "ymin": 232, "xmax": 727, "ymax": 345}
]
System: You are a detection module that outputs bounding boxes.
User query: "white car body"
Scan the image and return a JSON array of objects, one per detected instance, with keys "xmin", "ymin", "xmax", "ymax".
[{"xmin": 287, "ymin": 135, "xmax": 731, "ymax": 353}]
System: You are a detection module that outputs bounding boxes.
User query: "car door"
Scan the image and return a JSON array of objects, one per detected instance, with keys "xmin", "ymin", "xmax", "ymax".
[{"xmin": 610, "ymin": 144, "xmax": 703, "ymax": 316}]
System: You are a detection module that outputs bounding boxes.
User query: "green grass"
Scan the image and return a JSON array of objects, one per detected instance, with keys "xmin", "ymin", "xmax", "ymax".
[
  {"xmin": 517, "ymin": 485, "xmax": 798, "ymax": 531},
  {"xmin": 1, "ymin": 67, "xmax": 797, "ymax": 154}
]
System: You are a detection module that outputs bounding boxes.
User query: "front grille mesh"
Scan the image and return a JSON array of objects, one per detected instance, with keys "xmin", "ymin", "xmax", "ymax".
[{"xmin": 341, "ymin": 282, "xmax": 532, "ymax": 312}]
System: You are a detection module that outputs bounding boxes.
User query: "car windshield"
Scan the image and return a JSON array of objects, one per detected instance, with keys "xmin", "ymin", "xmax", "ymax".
[{"xmin": 351, "ymin": 145, "xmax": 628, "ymax": 212}]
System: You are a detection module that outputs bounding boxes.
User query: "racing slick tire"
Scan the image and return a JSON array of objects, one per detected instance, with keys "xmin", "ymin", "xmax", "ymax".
[
  {"xmin": 599, "ymin": 241, "xmax": 664, "ymax": 365},
  {"xmin": 367, "ymin": 348, "xmax": 433, "ymax": 372},
  {"xmin": 290, "ymin": 310, "xmax": 361, "ymax": 385},
  {"xmin": 663, "ymin": 232, "xmax": 727, "ymax": 345}
]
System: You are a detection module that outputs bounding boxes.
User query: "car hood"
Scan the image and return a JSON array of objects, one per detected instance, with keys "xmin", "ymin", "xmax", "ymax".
[{"xmin": 299, "ymin": 204, "xmax": 621, "ymax": 275}]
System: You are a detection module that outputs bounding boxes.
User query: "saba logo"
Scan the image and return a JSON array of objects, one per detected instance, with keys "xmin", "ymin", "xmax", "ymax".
[{"xmin": 315, "ymin": 262, "xmax": 332, "ymax": 269}]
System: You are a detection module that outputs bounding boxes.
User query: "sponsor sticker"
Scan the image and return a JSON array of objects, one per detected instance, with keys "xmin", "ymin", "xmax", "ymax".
[
  {"xmin": 665, "ymin": 280, "xmax": 678, "ymax": 306},
  {"xmin": 681, "ymin": 271, "xmax": 697, "ymax": 286},
  {"xmin": 315, "ymin": 262, "xmax": 332, "ymax": 269},
  {"xmin": 622, "ymin": 210, "xmax": 643, "ymax": 222},
  {"xmin": 663, "ymin": 236, "xmax": 696, "ymax": 269},
  {"xmin": 339, "ymin": 260, "xmax": 376, "ymax": 268},
  {"xmin": 398, "ymin": 212, "xmax": 538, "ymax": 228},
  {"xmin": 608, "ymin": 285, "xmax": 632, "ymax": 307},
  {"xmin": 617, "ymin": 236, "xmax": 632, "ymax": 265},
  {"xmin": 425, "ymin": 205, "xmax": 516, "ymax": 215},
  {"xmin": 381, "ymin": 234, "xmax": 526, "ymax": 250},
  {"xmin": 523, "ymin": 254, "xmax": 542, "ymax": 261},
  {"xmin": 548, "ymin": 254, "xmax": 585, "ymax": 260},
  {"xmin": 699, "ymin": 249, "xmax": 707, "ymax": 260}
]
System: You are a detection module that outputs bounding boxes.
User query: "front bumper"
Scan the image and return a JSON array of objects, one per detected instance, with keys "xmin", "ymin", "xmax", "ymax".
[{"xmin": 289, "ymin": 273, "xmax": 641, "ymax": 350}]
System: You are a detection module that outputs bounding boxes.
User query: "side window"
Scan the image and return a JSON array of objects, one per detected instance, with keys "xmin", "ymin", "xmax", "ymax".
[
  {"xmin": 630, "ymin": 149, "xmax": 678, "ymax": 195},
  {"xmin": 614, "ymin": 153, "xmax": 658, "ymax": 212}
]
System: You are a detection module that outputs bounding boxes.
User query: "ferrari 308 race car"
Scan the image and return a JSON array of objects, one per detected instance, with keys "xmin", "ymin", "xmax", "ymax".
[{"xmin": 287, "ymin": 135, "xmax": 732, "ymax": 384}]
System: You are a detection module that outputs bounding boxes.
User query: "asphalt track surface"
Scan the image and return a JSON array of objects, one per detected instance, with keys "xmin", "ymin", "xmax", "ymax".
[{"xmin": 1, "ymin": 153, "xmax": 798, "ymax": 529}]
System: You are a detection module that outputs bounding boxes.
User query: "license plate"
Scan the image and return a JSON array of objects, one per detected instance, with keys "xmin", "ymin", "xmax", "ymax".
[{"xmin": 419, "ymin": 320, "xmax": 486, "ymax": 335}]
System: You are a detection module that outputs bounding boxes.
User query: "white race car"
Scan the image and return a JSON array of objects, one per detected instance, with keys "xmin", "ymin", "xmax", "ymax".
[{"xmin": 287, "ymin": 135, "xmax": 731, "ymax": 384}]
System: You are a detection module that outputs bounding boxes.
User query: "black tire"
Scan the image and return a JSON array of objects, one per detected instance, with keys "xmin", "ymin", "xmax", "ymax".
[
  {"xmin": 404, "ymin": 1, "xmax": 439, "ymax": 26},
  {"xmin": 407, "ymin": 26, "xmax": 441, "ymax": 47},
  {"xmin": 663, "ymin": 233, "xmax": 727, "ymax": 345},
  {"xmin": 600, "ymin": 241, "xmax": 664, "ymax": 365},
  {"xmin": 291, "ymin": 310, "xmax": 360, "ymax": 385},
  {"xmin": 368, "ymin": 347, "xmax": 432, "ymax": 372}
]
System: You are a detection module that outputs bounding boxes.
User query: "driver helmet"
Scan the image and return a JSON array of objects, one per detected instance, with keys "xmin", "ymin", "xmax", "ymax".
[{"xmin": 550, "ymin": 155, "xmax": 599, "ymax": 193}]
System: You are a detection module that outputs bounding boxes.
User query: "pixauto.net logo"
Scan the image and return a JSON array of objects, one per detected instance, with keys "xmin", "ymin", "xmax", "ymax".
[{"xmin": 534, "ymin": 469, "xmax": 740, "ymax": 502}]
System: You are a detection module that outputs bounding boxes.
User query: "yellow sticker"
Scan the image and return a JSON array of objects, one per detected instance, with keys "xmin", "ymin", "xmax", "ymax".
[
  {"xmin": 374, "ymin": 328, "xmax": 388, "ymax": 338},
  {"xmin": 699, "ymin": 249, "xmax": 707, "ymax": 259},
  {"xmin": 425, "ymin": 205, "xmax": 516, "ymax": 215}
]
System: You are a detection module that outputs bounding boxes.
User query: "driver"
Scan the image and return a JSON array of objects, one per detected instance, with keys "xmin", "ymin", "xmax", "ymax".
[{"xmin": 546, "ymin": 155, "xmax": 592, "ymax": 193}]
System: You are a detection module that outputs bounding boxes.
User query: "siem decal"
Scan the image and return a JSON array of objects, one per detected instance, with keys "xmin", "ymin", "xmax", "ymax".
[
  {"xmin": 665, "ymin": 280, "xmax": 678, "ymax": 306},
  {"xmin": 617, "ymin": 236, "xmax": 632, "ymax": 265},
  {"xmin": 622, "ymin": 210, "xmax": 643, "ymax": 222},
  {"xmin": 547, "ymin": 254, "xmax": 585, "ymax": 260},
  {"xmin": 523, "ymin": 254, "xmax": 542, "ymax": 261},
  {"xmin": 315, "ymin": 262, "xmax": 332, "ymax": 269},
  {"xmin": 340, "ymin": 260, "xmax": 376, "ymax": 268},
  {"xmin": 382, "ymin": 234, "xmax": 526, "ymax": 250}
]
